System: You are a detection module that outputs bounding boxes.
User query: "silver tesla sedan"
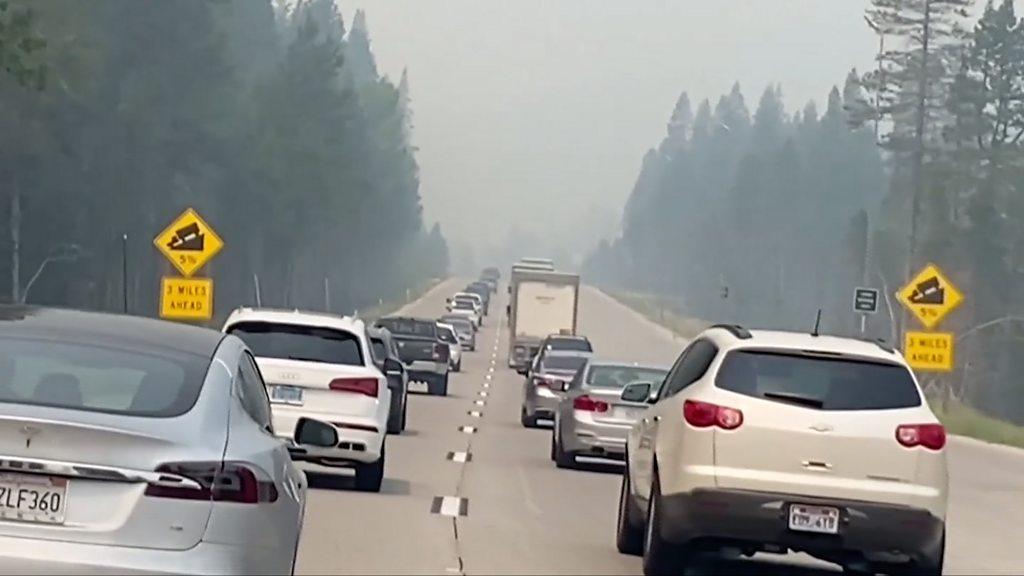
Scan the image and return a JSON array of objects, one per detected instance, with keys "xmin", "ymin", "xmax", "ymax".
[
  {"xmin": 551, "ymin": 361, "xmax": 667, "ymax": 469},
  {"xmin": 0, "ymin": 306, "xmax": 334, "ymax": 574}
]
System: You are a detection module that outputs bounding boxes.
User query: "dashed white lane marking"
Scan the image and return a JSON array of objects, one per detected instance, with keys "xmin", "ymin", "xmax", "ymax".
[
  {"xmin": 474, "ymin": 399, "xmax": 486, "ymax": 406},
  {"xmin": 431, "ymin": 496, "xmax": 468, "ymax": 517},
  {"xmin": 459, "ymin": 425, "xmax": 477, "ymax": 434},
  {"xmin": 478, "ymin": 391, "xmax": 488, "ymax": 397},
  {"xmin": 483, "ymin": 382, "xmax": 490, "ymax": 389},
  {"xmin": 468, "ymin": 410, "xmax": 483, "ymax": 418},
  {"xmin": 485, "ymin": 374, "xmax": 492, "ymax": 381},
  {"xmin": 447, "ymin": 451, "xmax": 472, "ymax": 463}
]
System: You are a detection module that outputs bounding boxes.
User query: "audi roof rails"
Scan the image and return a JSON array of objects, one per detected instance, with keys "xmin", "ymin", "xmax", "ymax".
[
  {"xmin": 860, "ymin": 337, "xmax": 895, "ymax": 354},
  {"xmin": 710, "ymin": 324, "xmax": 752, "ymax": 340}
]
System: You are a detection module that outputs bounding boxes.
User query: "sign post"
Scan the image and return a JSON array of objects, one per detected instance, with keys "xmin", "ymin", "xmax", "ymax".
[
  {"xmin": 896, "ymin": 264, "xmax": 965, "ymax": 373},
  {"xmin": 154, "ymin": 208, "xmax": 224, "ymax": 323},
  {"xmin": 853, "ymin": 287, "xmax": 879, "ymax": 334}
]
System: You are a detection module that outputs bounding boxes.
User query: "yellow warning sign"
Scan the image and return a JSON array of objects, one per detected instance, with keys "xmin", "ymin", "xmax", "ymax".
[
  {"xmin": 153, "ymin": 208, "xmax": 224, "ymax": 277},
  {"xmin": 904, "ymin": 331, "xmax": 954, "ymax": 373},
  {"xmin": 160, "ymin": 277, "xmax": 214, "ymax": 321},
  {"xmin": 896, "ymin": 263, "xmax": 964, "ymax": 329}
]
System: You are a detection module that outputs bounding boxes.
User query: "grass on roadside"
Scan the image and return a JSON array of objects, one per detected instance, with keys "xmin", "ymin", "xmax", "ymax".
[
  {"xmin": 608, "ymin": 291, "xmax": 707, "ymax": 339},
  {"xmin": 930, "ymin": 398, "xmax": 1024, "ymax": 449}
]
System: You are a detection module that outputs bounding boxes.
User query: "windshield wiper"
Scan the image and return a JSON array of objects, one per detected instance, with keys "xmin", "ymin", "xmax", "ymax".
[{"xmin": 761, "ymin": 391, "xmax": 825, "ymax": 409}]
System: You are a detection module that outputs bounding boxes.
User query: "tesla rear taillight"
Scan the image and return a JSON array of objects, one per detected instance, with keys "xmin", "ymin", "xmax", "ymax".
[
  {"xmin": 573, "ymin": 395, "xmax": 609, "ymax": 413},
  {"xmin": 896, "ymin": 423, "xmax": 946, "ymax": 450},
  {"xmin": 145, "ymin": 461, "xmax": 278, "ymax": 504},
  {"xmin": 683, "ymin": 399, "xmax": 743, "ymax": 430},
  {"xmin": 329, "ymin": 378, "xmax": 379, "ymax": 398}
]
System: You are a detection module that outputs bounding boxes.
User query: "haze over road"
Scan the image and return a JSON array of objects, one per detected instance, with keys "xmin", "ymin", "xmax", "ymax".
[{"xmin": 296, "ymin": 280, "xmax": 1023, "ymax": 575}]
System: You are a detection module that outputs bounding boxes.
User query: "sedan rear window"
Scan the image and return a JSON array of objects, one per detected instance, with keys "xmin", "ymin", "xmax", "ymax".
[
  {"xmin": 587, "ymin": 366, "xmax": 668, "ymax": 389},
  {"xmin": 0, "ymin": 337, "xmax": 203, "ymax": 417},
  {"xmin": 541, "ymin": 356, "xmax": 588, "ymax": 372},
  {"xmin": 715, "ymin": 350, "xmax": 922, "ymax": 411},
  {"xmin": 227, "ymin": 322, "xmax": 364, "ymax": 366}
]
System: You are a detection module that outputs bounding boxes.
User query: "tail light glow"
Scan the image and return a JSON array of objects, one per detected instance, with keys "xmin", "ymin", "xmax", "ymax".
[
  {"xmin": 896, "ymin": 423, "xmax": 946, "ymax": 450},
  {"xmin": 683, "ymin": 399, "xmax": 744, "ymax": 430},
  {"xmin": 329, "ymin": 378, "xmax": 379, "ymax": 398},
  {"xmin": 145, "ymin": 461, "xmax": 278, "ymax": 504},
  {"xmin": 573, "ymin": 395, "xmax": 609, "ymax": 413}
]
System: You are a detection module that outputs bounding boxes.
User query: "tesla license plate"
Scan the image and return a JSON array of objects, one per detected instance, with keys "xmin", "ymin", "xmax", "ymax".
[
  {"xmin": 270, "ymin": 385, "xmax": 304, "ymax": 405},
  {"xmin": 788, "ymin": 504, "xmax": 840, "ymax": 534},
  {"xmin": 0, "ymin": 473, "xmax": 68, "ymax": 525}
]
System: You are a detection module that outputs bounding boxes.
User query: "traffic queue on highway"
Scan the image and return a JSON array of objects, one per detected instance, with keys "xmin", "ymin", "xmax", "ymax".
[
  {"xmin": 502, "ymin": 260, "xmax": 948, "ymax": 576},
  {"xmin": 0, "ymin": 255, "xmax": 949, "ymax": 576}
]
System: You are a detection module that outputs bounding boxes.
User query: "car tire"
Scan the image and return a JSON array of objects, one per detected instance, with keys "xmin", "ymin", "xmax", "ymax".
[
  {"xmin": 400, "ymin": 397, "xmax": 408, "ymax": 432},
  {"xmin": 642, "ymin": 474, "xmax": 689, "ymax": 576},
  {"xmin": 430, "ymin": 374, "xmax": 449, "ymax": 396},
  {"xmin": 521, "ymin": 406, "xmax": 537, "ymax": 428},
  {"xmin": 386, "ymin": 393, "xmax": 402, "ymax": 435},
  {"xmin": 886, "ymin": 532, "xmax": 944, "ymax": 576},
  {"xmin": 455, "ymin": 359, "xmax": 462, "ymax": 373},
  {"xmin": 354, "ymin": 443, "xmax": 385, "ymax": 493},
  {"xmin": 616, "ymin": 463, "xmax": 645, "ymax": 556},
  {"xmin": 554, "ymin": 427, "xmax": 575, "ymax": 469}
]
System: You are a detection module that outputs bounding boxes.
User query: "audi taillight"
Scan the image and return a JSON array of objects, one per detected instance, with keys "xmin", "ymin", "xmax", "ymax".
[
  {"xmin": 573, "ymin": 395, "xmax": 609, "ymax": 413},
  {"xmin": 896, "ymin": 423, "xmax": 946, "ymax": 450},
  {"xmin": 329, "ymin": 377, "xmax": 379, "ymax": 398},
  {"xmin": 683, "ymin": 399, "xmax": 743, "ymax": 430},
  {"xmin": 145, "ymin": 461, "xmax": 278, "ymax": 503}
]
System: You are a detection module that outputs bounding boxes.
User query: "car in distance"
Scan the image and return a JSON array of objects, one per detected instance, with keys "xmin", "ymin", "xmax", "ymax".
[
  {"xmin": 551, "ymin": 362, "xmax": 668, "ymax": 469},
  {"xmin": 446, "ymin": 299, "xmax": 482, "ymax": 328},
  {"xmin": 520, "ymin": 333, "xmax": 594, "ymax": 376},
  {"xmin": 520, "ymin": 350, "xmax": 592, "ymax": 428},
  {"xmin": 617, "ymin": 324, "xmax": 947, "ymax": 576},
  {"xmin": 367, "ymin": 326, "xmax": 409, "ymax": 434},
  {"xmin": 441, "ymin": 315, "xmax": 477, "ymax": 351},
  {"xmin": 464, "ymin": 282, "xmax": 492, "ymax": 314},
  {"xmin": 224, "ymin": 308, "xmax": 393, "ymax": 492},
  {"xmin": 374, "ymin": 316, "xmax": 451, "ymax": 396},
  {"xmin": 436, "ymin": 322, "xmax": 463, "ymax": 372},
  {"xmin": 0, "ymin": 305, "xmax": 332, "ymax": 574}
]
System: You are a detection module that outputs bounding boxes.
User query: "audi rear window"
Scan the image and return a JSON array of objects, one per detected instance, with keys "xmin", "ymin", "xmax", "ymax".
[
  {"xmin": 227, "ymin": 322, "xmax": 364, "ymax": 366},
  {"xmin": 0, "ymin": 337, "xmax": 202, "ymax": 418},
  {"xmin": 541, "ymin": 356, "xmax": 588, "ymax": 372},
  {"xmin": 715, "ymin": 350, "xmax": 921, "ymax": 411},
  {"xmin": 546, "ymin": 338, "xmax": 592, "ymax": 352}
]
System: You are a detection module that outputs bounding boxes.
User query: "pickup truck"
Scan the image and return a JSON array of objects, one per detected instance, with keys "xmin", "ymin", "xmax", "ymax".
[{"xmin": 375, "ymin": 316, "xmax": 451, "ymax": 396}]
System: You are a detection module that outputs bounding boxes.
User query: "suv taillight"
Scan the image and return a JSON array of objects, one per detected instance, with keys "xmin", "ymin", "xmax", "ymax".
[
  {"xmin": 145, "ymin": 461, "xmax": 278, "ymax": 503},
  {"xmin": 573, "ymin": 395, "xmax": 609, "ymax": 413},
  {"xmin": 329, "ymin": 377, "xmax": 379, "ymax": 398},
  {"xmin": 896, "ymin": 423, "xmax": 946, "ymax": 450},
  {"xmin": 683, "ymin": 399, "xmax": 743, "ymax": 430}
]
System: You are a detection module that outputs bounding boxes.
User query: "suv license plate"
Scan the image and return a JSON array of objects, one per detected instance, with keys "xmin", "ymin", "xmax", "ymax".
[
  {"xmin": 0, "ymin": 474, "xmax": 68, "ymax": 525},
  {"xmin": 270, "ymin": 385, "xmax": 304, "ymax": 405},
  {"xmin": 788, "ymin": 504, "xmax": 839, "ymax": 534}
]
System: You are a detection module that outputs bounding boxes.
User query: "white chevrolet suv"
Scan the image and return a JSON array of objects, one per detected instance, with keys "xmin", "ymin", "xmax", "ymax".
[
  {"xmin": 223, "ymin": 308, "xmax": 394, "ymax": 492},
  {"xmin": 617, "ymin": 325, "xmax": 947, "ymax": 576}
]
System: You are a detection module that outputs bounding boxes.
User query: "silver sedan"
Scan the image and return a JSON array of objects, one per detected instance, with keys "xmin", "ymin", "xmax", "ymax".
[
  {"xmin": 0, "ymin": 306, "xmax": 334, "ymax": 574},
  {"xmin": 551, "ymin": 361, "xmax": 667, "ymax": 469}
]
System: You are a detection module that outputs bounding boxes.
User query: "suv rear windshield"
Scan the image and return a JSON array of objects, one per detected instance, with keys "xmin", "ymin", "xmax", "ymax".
[
  {"xmin": 376, "ymin": 318, "xmax": 436, "ymax": 338},
  {"xmin": 453, "ymin": 301, "xmax": 475, "ymax": 311},
  {"xmin": 587, "ymin": 366, "xmax": 668, "ymax": 389},
  {"xmin": 227, "ymin": 322, "xmax": 364, "ymax": 366},
  {"xmin": 0, "ymin": 337, "xmax": 204, "ymax": 418},
  {"xmin": 437, "ymin": 326, "xmax": 458, "ymax": 344},
  {"xmin": 546, "ymin": 338, "xmax": 592, "ymax": 352},
  {"xmin": 715, "ymin": 350, "xmax": 921, "ymax": 411},
  {"xmin": 541, "ymin": 356, "xmax": 588, "ymax": 373}
]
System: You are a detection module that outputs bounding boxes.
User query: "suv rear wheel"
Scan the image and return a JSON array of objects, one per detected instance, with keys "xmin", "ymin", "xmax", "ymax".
[
  {"xmin": 553, "ymin": 427, "xmax": 575, "ymax": 469},
  {"xmin": 521, "ymin": 406, "xmax": 537, "ymax": 428},
  {"xmin": 430, "ymin": 374, "xmax": 448, "ymax": 396},
  {"xmin": 642, "ymin": 473, "xmax": 689, "ymax": 576},
  {"xmin": 354, "ymin": 443, "xmax": 385, "ymax": 492}
]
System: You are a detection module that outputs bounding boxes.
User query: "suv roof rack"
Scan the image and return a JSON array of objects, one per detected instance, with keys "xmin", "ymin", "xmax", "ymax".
[
  {"xmin": 859, "ymin": 337, "xmax": 895, "ymax": 354},
  {"xmin": 710, "ymin": 324, "xmax": 752, "ymax": 340}
]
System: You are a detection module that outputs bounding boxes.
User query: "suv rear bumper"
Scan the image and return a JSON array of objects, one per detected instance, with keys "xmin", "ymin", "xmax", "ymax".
[{"xmin": 658, "ymin": 488, "xmax": 944, "ymax": 562}]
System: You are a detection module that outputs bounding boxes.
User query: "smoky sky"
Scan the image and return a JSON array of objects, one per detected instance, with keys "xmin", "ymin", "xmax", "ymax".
[{"xmin": 340, "ymin": 1, "xmax": 976, "ymax": 260}]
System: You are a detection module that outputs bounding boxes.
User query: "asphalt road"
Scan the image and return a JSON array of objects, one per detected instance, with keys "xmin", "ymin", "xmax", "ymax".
[{"xmin": 296, "ymin": 279, "xmax": 1023, "ymax": 575}]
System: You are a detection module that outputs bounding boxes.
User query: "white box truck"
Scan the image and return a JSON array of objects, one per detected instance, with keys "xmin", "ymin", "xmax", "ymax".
[{"xmin": 506, "ymin": 269, "xmax": 580, "ymax": 369}]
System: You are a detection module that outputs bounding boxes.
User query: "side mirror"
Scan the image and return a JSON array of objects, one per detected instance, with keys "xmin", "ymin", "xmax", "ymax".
[
  {"xmin": 287, "ymin": 418, "xmax": 338, "ymax": 461},
  {"xmin": 516, "ymin": 367, "xmax": 529, "ymax": 376},
  {"xmin": 621, "ymin": 381, "xmax": 653, "ymax": 403},
  {"xmin": 384, "ymin": 357, "xmax": 404, "ymax": 376}
]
